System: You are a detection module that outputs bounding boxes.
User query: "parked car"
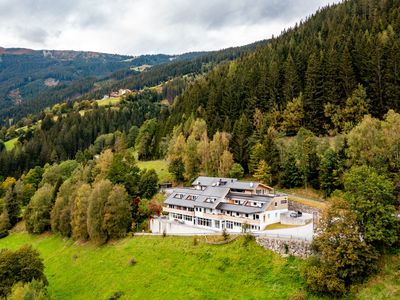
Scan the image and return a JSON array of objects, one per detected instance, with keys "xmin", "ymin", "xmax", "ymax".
[{"xmin": 290, "ymin": 211, "xmax": 302, "ymax": 218}]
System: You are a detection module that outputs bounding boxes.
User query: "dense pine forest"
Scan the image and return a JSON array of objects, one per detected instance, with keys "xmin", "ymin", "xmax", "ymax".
[
  {"xmin": 0, "ymin": 0, "xmax": 400, "ymax": 298},
  {"xmin": 165, "ymin": 0, "xmax": 400, "ymax": 135}
]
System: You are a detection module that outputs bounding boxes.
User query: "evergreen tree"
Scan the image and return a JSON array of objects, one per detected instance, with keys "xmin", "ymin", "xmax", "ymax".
[
  {"xmin": 231, "ymin": 114, "xmax": 252, "ymax": 170},
  {"xmin": 138, "ymin": 169, "xmax": 159, "ymax": 199}
]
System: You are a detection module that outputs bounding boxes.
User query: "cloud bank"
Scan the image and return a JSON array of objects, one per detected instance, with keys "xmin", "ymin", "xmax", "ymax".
[{"xmin": 0, "ymin": 0, "xmax": 339, "ymax": 55}]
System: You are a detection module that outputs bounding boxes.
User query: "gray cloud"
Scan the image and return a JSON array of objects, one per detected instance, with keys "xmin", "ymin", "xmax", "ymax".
[{"xmin": 0, "ymin": 0, "xmax": 339, "ymax": 55}]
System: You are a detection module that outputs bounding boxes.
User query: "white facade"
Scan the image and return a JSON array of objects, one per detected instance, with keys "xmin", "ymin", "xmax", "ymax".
[{"xmin": 162, "ymin": 177, "xmax": 289, "ymax": 233}]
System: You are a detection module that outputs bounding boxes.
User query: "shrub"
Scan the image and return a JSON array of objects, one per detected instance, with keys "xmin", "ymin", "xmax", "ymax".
[
  {"xmin": 0, "ymin": 229, "xmax": 9, "ymax": 239},
  {"xmin": 128, "ymin": 257, "xmax": 137, "ymax": 266},
  {"xmin": 222, "ymin": 229, "xmax": 229, "ymax": 241},
  {"xmin": 108, "ymin": 291, "xmax": 124, "ymax": 300},
  {"xmin": 8, "ymin": 280, "xmax": 49, "ymax": 300},
  {"xmin": 0, "ymin": 245, "xmax": 47, "ymax": 297},
  {"xmin": 242, "ymin": 233, "xmax": 254, "ymax": 247}
]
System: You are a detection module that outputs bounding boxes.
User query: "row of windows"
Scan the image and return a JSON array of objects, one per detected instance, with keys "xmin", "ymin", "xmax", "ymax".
[
  {"xmin": 197, "ymin": 217, "xmax": 212, "ymax": 227},
  {"xmin": 172, "ymin": 213, "xmax": 182, "ymax": 219},
  {"xmin": 168, "ymin": 205, "xmax": 194, "ymax": 211},
  {"xmin": 172, "ymin": 213, "xmax": 193, "ymax": 222}
]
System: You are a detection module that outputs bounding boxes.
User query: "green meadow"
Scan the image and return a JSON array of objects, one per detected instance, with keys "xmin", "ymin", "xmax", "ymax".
[{"xmin": 1, "ymin": 233, "xmax": 307, "ymax": 300}]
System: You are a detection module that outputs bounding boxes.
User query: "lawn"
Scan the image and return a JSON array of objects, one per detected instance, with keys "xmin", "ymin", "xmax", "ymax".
[
  {"xmin": 354, "ymin": 254, "xmax": 400, "ymax": 300},
  {"xmin": 4, "ymin": 137, "xmax": 18, "ymax": 151},
  {"xmin": 0, "ymin": 233, "xmax": 308, "ymax": 300},
  {"xmin": 265, "ymin": 223, "xmax": 304, "ymax": 230},
  {"xmin": 137, "ymin": 159, "xmax": 173, "ymax": 182},
  {"xmin": 96, "ymin": 97, "xmax": 121, "ymax": 107}
]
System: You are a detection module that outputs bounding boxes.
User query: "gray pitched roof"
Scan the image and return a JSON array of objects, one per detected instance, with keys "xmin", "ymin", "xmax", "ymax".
[
  {"xmin": 225, "ymin": 181, "xmax": 260, "ymax": 190},
  {"xmin": 227, "ymin": 192, "xmax": 274, "ymax": 204},
  {"xmin": 191, "ymin": 176, "xmax": 237, "ymax": 187}
]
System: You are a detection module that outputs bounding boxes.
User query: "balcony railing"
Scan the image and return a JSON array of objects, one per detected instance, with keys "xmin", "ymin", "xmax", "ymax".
[
  {"xmin": 163, "ymin": 207, "xmax": 195, "ymax": 216},
  {"xmin": 202, "ymin": 212, "xmax": 260, "ymax": 225}
]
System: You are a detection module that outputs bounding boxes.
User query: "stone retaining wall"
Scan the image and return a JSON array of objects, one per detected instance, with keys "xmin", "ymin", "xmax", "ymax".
[
  {"xmin": 256, "ymin": 236, "xmax": 314, "ymax": 258},
  {"xmin": 288, "ymin": 200, "xmax": 321, "ymax": 214}
]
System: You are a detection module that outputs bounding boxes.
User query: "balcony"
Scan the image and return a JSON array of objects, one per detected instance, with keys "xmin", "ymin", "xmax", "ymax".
[
  {"xmin": 202, "ymin": 212, "xmax": 260, "ymax": 225},
  {"xmin": 163, "ymin": 207, "xmax": 195, "ymax": 216}
]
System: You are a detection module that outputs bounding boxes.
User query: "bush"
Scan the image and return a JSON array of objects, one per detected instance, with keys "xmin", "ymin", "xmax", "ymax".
[
  {"xmin": 242, "ymin": 233, "xmax": 254, "ymax": 247},
  {"xmin": 108, "ymin": 291, "xmax": 124, "ymax": 300},
  {"xmin": 8, "ymin": 280, "xmax": 49, "ymax": 300},
  {"xmin": 128, "ymin": 257, "xmax": 137, "ymax": 266},
  {"xmin": 0, "ymin": 245, "xmax": 47, "ymax": 297},
  {"xmin": 222, "ymin": 229, "xmax": 229, "ymax": 241},
  {"xmin": 0, "ymin": 229, "xmax": 9, "ymax": 239}
]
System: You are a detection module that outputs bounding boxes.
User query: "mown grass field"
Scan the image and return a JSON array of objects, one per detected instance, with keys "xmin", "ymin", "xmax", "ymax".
[
  {"xmin": 0, "ymin": 233, "xmax": 308, "ymax": 300},
  {"xmin": 4, "ymin": 137, "xmax": 18, "ymax": 151},
  {"xmin": 137, "ymin": 159, "xmax": 173, "ymax": 182},
  {"xmin": 96, "ymin": 97, "xmax": 121, "ymax": 107},
  {"xmin": 1, "ymin": 232, "xmax": 398, "ymax": 299}
]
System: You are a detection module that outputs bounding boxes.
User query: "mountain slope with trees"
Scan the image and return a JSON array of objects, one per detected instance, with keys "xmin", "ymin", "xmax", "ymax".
[{"xmin": 165, "ymin": 0, "xmax": 400, "ymax": 136}]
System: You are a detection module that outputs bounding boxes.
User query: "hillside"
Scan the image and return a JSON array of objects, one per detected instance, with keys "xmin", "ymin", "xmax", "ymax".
[
  {"xmin": 0, "ymin": 48, "xmax": 208, "ymax": 124},
  {"xmin": 1, "ymin": 232, "xmax": 398, "ymax": 299},
  {"xmin": 0, "ymin": 233, "xmax": 306, "ymax": 299},
  {"xmin": 165, "ymin": 0, "xmax": 400, "ymax": 136}
]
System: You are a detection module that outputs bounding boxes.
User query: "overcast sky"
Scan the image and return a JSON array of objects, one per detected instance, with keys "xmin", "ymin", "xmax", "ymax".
[{"xmin": 0, "ymin": 0, "xmax": 339, "ymax": 56}]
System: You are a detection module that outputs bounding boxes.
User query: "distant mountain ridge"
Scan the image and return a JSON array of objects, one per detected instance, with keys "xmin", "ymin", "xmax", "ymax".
[{"xmin": 0, "ymin": 41, "xmax": 265, "ymax": 124}]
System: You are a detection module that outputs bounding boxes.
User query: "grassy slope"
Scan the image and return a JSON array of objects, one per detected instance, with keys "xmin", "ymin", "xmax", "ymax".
[
  {"xmin": 4, "ymin": 137, "xmax": 18, "ymax": 151},
  {"xmin": 95, "ymin": 97, "xmax": 121, "ymax": 107},
  {"xmin": 0, "ymin": 233, "xmax": 308, "ymax": 300},
  {"xmin": 355, "ymin": 255, "xmax": 400, "ymax": 300},
  {"xmin": 137, "ymin": 159, "xmax": 173, "ymax": 182}
]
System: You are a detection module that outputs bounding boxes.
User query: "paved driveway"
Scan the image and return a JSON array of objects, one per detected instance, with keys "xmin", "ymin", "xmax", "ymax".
[{"xmin": 258, "ymin": 223, "xmax": 314, "ymax": 241}]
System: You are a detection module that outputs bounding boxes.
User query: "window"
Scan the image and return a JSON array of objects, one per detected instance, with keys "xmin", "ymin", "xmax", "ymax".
[
  {"xmin": 263, "ymin": 215, "xmax": 265, "ymax": 222},
  {"xmin": 274, "ymin": 202, "xmax": 277, "ymax": 206},
  {"xmin": 188, "ymin": 208, "xmax": 194, "ymax": 211},
  {"xmin": 197, "ymin": 218, "xmax": 212, "ymax": 227},
  {"xmin": 226, "ymin": 221, "xmax": 233, "ymax": 229},
  {"xmin": 214, "ymin": 220, "xmax": 220, "ymax": 228},
  {"xmin": 172, "ymin": 213, "xmax": 182, "ymax": 219},
  {"xmin": 236, "ymin": 212, "xmax": 239, "ymax": 216},
  {"xmin": 281, "ymin": 200, "xmax": 288, "ymax": 204},
  {"xmin": 184, "ymin": 215, "xmax": 192, "ymax": 221},
  {"xmin": 255, "ymin": 214, "xmax": 260, "ymax": 220},
  {"xmin": 234, "ymin": 222, "xmax": 241, "ymax": 227},
  {"xmin": 245, "ymin": 214, "xmax": 249, "ymax": 218},
  {"xmin": 253, "ymin": 202, "xmax": 257, "ymax": 206},
  {"xmin": 174, "ymin": 193, "xmax": 184, "ymax": 199}
]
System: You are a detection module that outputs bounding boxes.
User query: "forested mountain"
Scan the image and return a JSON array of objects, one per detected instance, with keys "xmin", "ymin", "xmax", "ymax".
[
  {"xmin": 0, "ymin": 48, "xmax": 132, "ymax": 118},
  {"xmin": 165, "ymin": 0, "xmax": 400, "ymax": 136},
  {"xmin": 0, "ymin": 42, "xmax": 264, "ymax": 124},
  {"xmin": 79, "ymin": 41, "xmax": 267, "ymax": 101}
]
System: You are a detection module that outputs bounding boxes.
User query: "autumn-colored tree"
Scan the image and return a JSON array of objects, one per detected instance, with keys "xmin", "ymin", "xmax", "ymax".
[
  {"xmin": 102, "ymin": 184, "xmax": 131, "ymax": 240},
  {"xmin": 25, "ymin": 184, "xmax": 53, "ymax": 234},
  {"xmin": 71, "ymin": 183, "xmax": 91, "ymax": 240},
  {"xmin": 281, "ymin": 94, "xmax": 304, "ymax": 135},
  {"xmin": 87, "ymin": 180, "xmax": 113, "ymax": 242},
  {"xmin": 304, "ymin": 197, "xmax": 378, "ymax": 296},
  {"xmin": 254, "ymin": 160, "xmax": 272, "ymax": 185},
  {"xmin": 218, "ymin": 150, "xmax": 234, "ymax": 177}
]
